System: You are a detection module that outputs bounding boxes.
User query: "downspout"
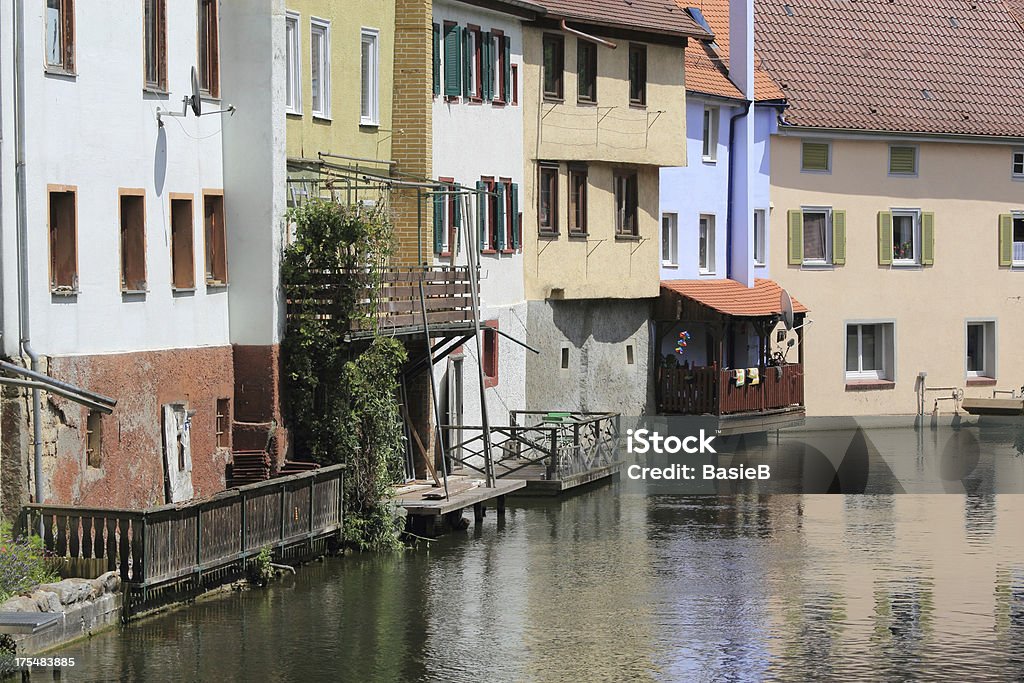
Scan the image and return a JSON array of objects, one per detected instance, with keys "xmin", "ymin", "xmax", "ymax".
[
  {"xmin": 12, "ymin": 0, "xmax": 43, "ymax": 505},
  {"xmin": 725, "ymin": 99, "xmax": 751, "ymax": 281}
]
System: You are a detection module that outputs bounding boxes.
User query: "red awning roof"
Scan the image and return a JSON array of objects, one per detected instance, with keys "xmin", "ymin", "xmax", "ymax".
[{"xmin": 661, "ymin": 278, "xmax": 808, "ymax": 317}]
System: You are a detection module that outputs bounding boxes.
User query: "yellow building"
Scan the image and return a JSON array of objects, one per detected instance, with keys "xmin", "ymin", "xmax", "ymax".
[{"xmin": 756, "ymin": 0, "xmax": 1024, "ymax": 417}]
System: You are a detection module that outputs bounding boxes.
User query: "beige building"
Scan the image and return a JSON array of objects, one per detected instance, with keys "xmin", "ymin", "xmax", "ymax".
[
  {"xmin": 520, "ymin": 1, "xmax": 708, "ymax": 413},
  {"xmin": 756, "ymin": 0, "xmax": 1024, "ymax": 417}
]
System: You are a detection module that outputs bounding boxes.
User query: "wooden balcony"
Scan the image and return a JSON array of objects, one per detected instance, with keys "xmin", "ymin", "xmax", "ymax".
[
  {"xmin": 286, "ymin": 266, "xmax": 477, "ymax": 340},
  {"xmin": 658, "ymin": 364, "xmax": 805, "ymax": 434}
]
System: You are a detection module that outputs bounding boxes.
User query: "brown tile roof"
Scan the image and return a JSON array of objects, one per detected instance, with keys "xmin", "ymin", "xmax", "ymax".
[
  {"xmin": 661, "ymin": 278, "xmax": 809, "ymax": 317},
  {"xmin": 685, "ymin": 48, "xmax": 745, "ymax": 99},
  {"xmin": 540, "ymin": 0, "xmax": 711, "ymax": 39},
  {"xmin": 753, "ymin": 0, "xmax": 1024, "ymax": 137},
  {"xmin": 678, "ymin": 0, "xmax": 785, "ymax": 101},
  {"xmin": 1008, "ymin": 0, "xmax": 1024, "ymax": 26}
]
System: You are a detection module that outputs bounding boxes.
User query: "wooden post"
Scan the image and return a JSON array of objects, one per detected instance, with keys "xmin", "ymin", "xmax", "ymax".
[
  {"xmin": 473, "ymin": 502, "xmax": 484, "ymax": 524},
  {"xmin": 546, "ymin": 427, "xmax": 559, "ymax": 481},
  {"xmin": 496, "ymin": 495, "xmax": 506, "ymax": 518}
]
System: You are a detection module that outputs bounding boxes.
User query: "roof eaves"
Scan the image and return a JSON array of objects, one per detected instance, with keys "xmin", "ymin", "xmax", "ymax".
[
  {"xmin": 544, "ymin": 11, "xmax": 712, "ymax": 41},
  {"xmin": 777, "ymin": 123, "xmax": 1024, "ymax": 146},
  {"xmin": 455, "ymin": 0, "xmax": 547, "ymax": 19}
]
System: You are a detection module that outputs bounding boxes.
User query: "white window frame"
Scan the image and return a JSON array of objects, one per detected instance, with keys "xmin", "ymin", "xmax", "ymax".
[
  {"xmin": 467, "ymin": 30, "xmax": 479, "ymax": 98},
  {"xmin": 702, "ymin": 106, "xmax": 719, "ymax": 162},
  {"xmin": 891, "ymin": 208, "xmax": 921, "ymax": 266},
  {"xmin": 801, "ymin": 206, "xmax": 832, "ymax": 266},
  {"xmin": 965, "ymin": 320, "xmax": 997, "ymax": 379},
  {"xmin": 310, "ymin": 17, "xmax": 331, "ymax": 119},
  {"xmin": 845, "ymin": 321, "xmax": 895, "ymax": 382},
  {"xmin": 285, "ymin": 12, "xmax": 302, "ymax": 115},
  {"xmin": 360, "ymin": 28, "xmax": 380, "ymax": 126},
  {"xmin": 1014, "ymin": 150, "xmax": 1024, "ymax": 180},
  {"xmin": 661, "ymin": 212, "xmax": 678, "ymax": 267},
  {"xmin": 1013, "ymin": 211, "xmax": 1024, "ymax": 267},
  {"xmin": 698, "ymin": 214, "xmax": 716, "ymax": 275},
  {"xmin": 753, "ymin": 208, "xmax": 767, "ymax": 266}
]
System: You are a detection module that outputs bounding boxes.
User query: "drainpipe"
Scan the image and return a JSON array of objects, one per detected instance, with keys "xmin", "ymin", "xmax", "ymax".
[
  {"xmin": 725, "ymin": 99, "xmax": 752, "ymax": 280},
  {"xmin": 12, "ymin": 0, "xmax": 43, "ymax": 506}
]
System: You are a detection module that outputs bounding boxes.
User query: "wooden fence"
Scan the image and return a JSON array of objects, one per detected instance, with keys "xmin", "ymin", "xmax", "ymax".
[
  {"xmin": 21, "ymin": 464, "xmax": 344, "ymax": 612},
  {"xmin": 659, "ymin": 364, "xmax": 804, "ymax": 415}
]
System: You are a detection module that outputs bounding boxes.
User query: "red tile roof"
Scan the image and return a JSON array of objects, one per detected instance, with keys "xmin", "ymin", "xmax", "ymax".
[
  {"xmin": 541, "ymin": 0, "xmax": 712, "ymax": 39},
  {"xmin": 661, "ymin": 278, "xmax": 809, "ymax": 317},
  {"xmin": 753, "ymin": 0, "xmax": 1024, "ymax": 137},
  {"xmin": 678, "ymin": 0, "xmax": 786, "ymax": 101},
  {"xmin": 1008, "ymin": 0, "xmax": 1024, "ymax": 26}
]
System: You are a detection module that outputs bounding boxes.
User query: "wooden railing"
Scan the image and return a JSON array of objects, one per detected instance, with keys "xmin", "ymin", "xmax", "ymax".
[
  {"xmin": 21, "ymin": 464, "xmax": 345, "ymax": 590},
  {"xmin": 286, "ymin": 266, "xmax": 476, "ymax": 336},
  {"xmin": 659, "ymin": 364, "xmax": 804, "ymax": 415},
  {"xmin": 439, "ymin": 412, "xmax": 620, "ymax": 481}
]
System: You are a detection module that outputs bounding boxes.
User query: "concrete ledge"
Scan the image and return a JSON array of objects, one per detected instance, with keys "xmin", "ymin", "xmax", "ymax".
[{"xmin": 11, "ymin": 592, "xmax": 122, "ymax": 655}]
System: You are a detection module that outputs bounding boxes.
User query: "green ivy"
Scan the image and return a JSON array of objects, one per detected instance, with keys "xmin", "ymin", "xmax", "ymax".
[{"xmin": 282, "ymin": 201, "xmax": 406, "ymax": 552}]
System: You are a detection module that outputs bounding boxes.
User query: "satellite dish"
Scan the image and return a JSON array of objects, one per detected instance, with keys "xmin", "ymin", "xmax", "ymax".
[
  {"xmin": 189, "ymin": 66, "xmax": 202, "ymax": 117},
  {"xmin": 780, "ymin": 289, "xmax": 794, "ymax": 331}
]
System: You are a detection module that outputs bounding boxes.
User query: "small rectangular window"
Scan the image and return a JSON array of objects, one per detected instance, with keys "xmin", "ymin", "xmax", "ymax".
[
  {"xmin": 197, "ymin": 0, "xmax": 220, "ymax": 97},
  {"xmin": 468, "ymin": 28, "xmax": 481, "ymax": 98},
  {"xmin": 577, "ymin": 40, "xmax": 597, "ymax": 103},
  {"xmin": 170, "ymin": 196, "xmax": 195, "ymax": 290},
  {"xmin": 120, "ymin": 190, "xmax": 147, "ymax": 292},
  {"xmin": 966, "ymin": 321, "xmax": 996, "ymax": 379},
  {"xmin": 216, "ymin": 398, "xmax": 230, "ymax": 448},
  {"xmin": 801, "ymin": 141, "xmax": 830, "ymax": 172},
  {"xmin": 802, "ymin": 208, "xmax": 832, "ymax": 264},
  {"xmin": 699, "ymin": 214, "xmax": 715, "ymax": 274},
  {"xmin": 511, "ymin": 63, "xmax": 519, "ymax": 105},
  {"xmin": 628, "ymin": 44, "xmax": 647, "ymax": 105},
  {"xmin": 560, "ymin": 346, "xmax": 570, "ymax": 370},
  {"xmin": 49, "ymin": 186, "xmax": 78, "ymax": 293},
  {"xmin": 86, "ymin": 410, "xmax": 103, "ymax": 468},
  {"xmin": 614, "ymin": 171, "xmax": 639, "ymax": 237},
  {"xmin": 360, "ymin": 29, "xmax": 380, "ymax": 125},
  {"xmin": 495, "ymin": 32, "xmax": 508, "ymax": 103},
  {"xmin": 542, "ymin": 34, "xmax": 564, "ymax": 100},
  {"xmin": 891, "ymin": 209, "xmax": 920, "ymax": 264},
  {"xmin": 1013, "ymin": 150, "xmax": 1024, "ymax": 178},
  {"xmin": 45, "ymin": 0, "xmax": 75, "ymax": 73},
  {"xmin": 538, "ymin": 163, "xmax": 559, "ymax": 234},
  {"xmin": 483, "ymin": 323, "xmax": 499, "ymax": 386},
  {"xmin": 310, "ymin": 19, "xmax": 331, "ymax": 118},
  {"xmin": 144, "ymin": 0, "xmax": 167, "ymax": 90},
  {"xmin": 846, "ymin": 322, "xmax": 895, "ymax": 381},
  {"xmin": 702, "ymin": 107, "xmax": 719, "ymax": 161},
  {"xmin": 626, "ymin": 344, "xmax": 635, "ymax": 365},
  {"xmin": 204, "ymin": 192, "xmax": 228, "ymax": 285},
  {"xmin": 568, "ymin": 166, "xmax": 588, "ymax": 235},
  {"xmin": 889, "ymin": 145, "xmax": 918, "ymax": 176},
  {"xmin": 285, "ymin": 12, "xmax": 301, "ymax": 113},
  {"xmin": 661, "ymin": 213, "xmax": 678, "ymax": 266},
  {"xmin": 1013, "ymin": 215, "xmax": 1024, "ymax": 265},
  {"xmin": 753, "ymin": 209, "xmax": 767, "ymax": 266}
]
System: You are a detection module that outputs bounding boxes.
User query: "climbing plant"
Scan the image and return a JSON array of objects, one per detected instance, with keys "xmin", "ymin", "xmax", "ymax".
[{"xmin": 282, "ymin": 200, "xmax": 406, "ymax": 551}]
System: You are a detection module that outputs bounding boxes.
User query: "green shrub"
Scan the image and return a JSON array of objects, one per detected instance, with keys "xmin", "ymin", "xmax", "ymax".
[{"xmin": 0, "ymin": 520, "xmax": 57, "ymax": 604}]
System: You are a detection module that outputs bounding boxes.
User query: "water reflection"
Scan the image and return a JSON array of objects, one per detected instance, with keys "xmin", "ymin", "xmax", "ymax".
[{"xmin": 61, "ymin": 490, "xmax": 1024, "ymax": 682}]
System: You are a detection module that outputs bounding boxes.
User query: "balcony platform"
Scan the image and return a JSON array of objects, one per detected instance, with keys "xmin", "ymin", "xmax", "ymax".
[
  {"xmin": 395, "ymin": 476, "xmax": 525, "ymax": 537},
  {"xmin": 499, "ymin": 460, "xmax": 623, "ymax": 496}
]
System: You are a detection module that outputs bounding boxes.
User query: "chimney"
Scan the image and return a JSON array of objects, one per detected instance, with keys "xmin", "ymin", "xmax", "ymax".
[
  {"xmin": 728, "ymin": 0, "xmax": 756, "ymax": 287},
  {"xmin": 729, "ymin": 0, "xmax": 755, "ymax": 100}
]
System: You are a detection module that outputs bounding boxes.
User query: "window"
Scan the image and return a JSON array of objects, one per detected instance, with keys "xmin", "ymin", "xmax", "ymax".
[
  {"xmin": 197, "ymin": 0, "xmax": 220, "ymax": 97},
  {"xmin": 753, "ymin": 209, "xmax": 766, "ymax": 266},
  {"xmin": 966, "ymin": 321, "xmax": 996, "ymax": 379},
  {"xmin": 661, "ymin": 213, "xmax": 678, "ymax": 266},
  {"xmin": 45, "ymin": 0, "xmax": 75, "ymax": 73},
  {"xmin": 560, "ymin": 346, "xmax": 570, "ymax": 370},
  {"xmin": 310, "ymin": 19, "xmax": 331, "ymax": 118},
  {"xmin": 802, "ymin": 208, "xmax": 831, "ymax": 264},
  {"xmin": 511, "ymin": 64, "xmax": 519, "ymax": 105},
  {"xmin": 568, "ymin": 166, "xmax": 588, "ymax": 235},
  {"xmin": 170, "ymin": 196, "xmax": 195, "ymax": 290},
  {"xmin": 538, "ymin": 163, "xmax": 559, "ymax": 234},
  {"xmin": 846, "ymin": 323, "xmax": 894, "ymax": 381},
  {"xmin": 801, "ymin": 141, "xmax": 830, "ymax": 172},
  {"xmin": 889, "ymin": 145, "xmax": 918, "ymax": 176},
  {"xmin": 542, "ymin": 34, "xmax": 564, "ymax": 99},
  {"xmin": 204, "ymin": 192, "xmax": 228, "ymax": 285},
  {"xmin": 443, "ymin": 22, "xmax": 461, "ymax": 98},
  {"xmin": 434, "ymin": 178, "xmax": 457, "ymax": 255},
  {"xmin": 702, "ymin": 107, "xmax": 719, "ymax": 161},
  {"xmin": 494, "ymin": 32, "xmax": 509, "ymax": 103},
  {"xmin": 285, "ymin": 12, "xmax": 301, "ymax": 113},
  {"xmin": 614, "ymin": 171, "xmax": 639, "ymax": 237},
  {"xmin": 48, "ymin": 186, "xmax": 77, "ymax": 293},
  {"xmin": 1013, "ymin": 150, "xmax": 1024, "ymax": 179},
  {"xmin": 699, "ymin": 214, "xmax": 715, "ymax": 274},
  {"xmin": 1015, "ymin": 215, "xmax": 1024, "ymax": 265},
  {"xmin": 360, "ymin": 29, "xmax": 380, "ymax": 125},
  {"xmin": 86, "ymin": 411, "xmax": 103, "ymax": 468},
  {"xmin": 626, "ymin": 344, "xmax": 635, "ymax": 365},
  {"xmin": 891, "ymin": 209, "xmax": 920, "ymax": 264},
  {"xmin": 216, "ymin": 398, "xmax": 230, "ymax": 449},
  {"xmin": 628, "ymin": 44, "xmax": 647, "ymax": 105},
  {"xmin": 577, "ymin": 40, "xmax": 597, "ymax": 103},
  {"xmin": 483, "ymin": 322, "xmax": 499, "ymax": 387},
  {"xmin": 432, "ymin": 23, "xmax": 440, "ymax": 96},
  {"xmin": 144, "ymin": 0, "xmax": 167, "ymax": 90},
  {"xmin": 120, "ymin": 190, "xmax": 146, "ymax": 293}
]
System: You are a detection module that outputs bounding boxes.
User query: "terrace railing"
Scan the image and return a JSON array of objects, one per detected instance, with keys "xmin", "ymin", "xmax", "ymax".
[{"xmin": 658, "ymin": 364, "xmax": 804, "ymax": 415}]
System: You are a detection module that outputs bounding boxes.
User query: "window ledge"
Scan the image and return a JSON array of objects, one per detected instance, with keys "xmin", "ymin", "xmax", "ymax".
[
  {"xmin": 206, "ymin": 281, "xmax": 229, "ymax": 290},
  {"xmin": 500, "ymin": 249, "xmax": 516, "ymax": 255},
  {"xmin": 143, "ymin": 86, "xmax": 169, "ymax": 97},
  {"xmin": 44, "ymin": 66, "xmax": 77, "ymax": 79},
  {"xmin": 543, "ymin": 96, "xmax": 565, "ymax": 104},
  {"xmin": 701, "ymin": 156, "xmax": 717, "ymax": 165},
  {"xmin": 172, "ymin": 287, "xmax": 197, "ymax": 295},
  {"xmin": 629, "ymin": 102, "xmax": 647, "ymax": 109},
  {"xmin": 286, "ymin": 110, "xmax": 303, "ymax": 118},
  {"xmin": 754, "ymin": 261, "xmax": 767, "ymax": 268},
  {"xmin": 538, "ymin": 231, "xmax": 560, "ymax": 240},
  {"xmin": 568, "ymin": 232, "xmax": 589, "ymax": 240},
  {"xmin": 200, "ymin": 94, "xmax": 221, "ymax": 104},
  {"xmin": 662, "ymin": 262, "xmax": 679, "ymax": 269},
  {"xmin": 481, "ymin": 249, "xmax": 498, "ymax": 255},
  {"xmin": 891, "ymin": 261, "xmax": 922, "ymax": 269},
  {"xmin": 966, "ymin": 377, "xmax": 997, "ymax": 387},
  {"xmin": 359, "ymin": 121, "xmax": 380, "ymax": 129},
  {"xmin": 845, "ymin": 379, "xmax": 895, "ymax": 391},
  {"xmin": 50, "ymin": 288, "xmax": 79, "ymax": 297},
  {"xmin": 577, "ymin": 99, "xmax": 597, "ymax": 106},
  {"xmin": 121, "ymin": 289, "xmax": 148, "ymax": 296},
  {"xmin": 615, "ymin": 234, "xmax": 641, "ymax": 242},
  {"xmin": 698, "ymin": 270, "xmax": 716, "ymax": 276},
  {"xmin": 801, "ymin": 262, "xmax": 835, "ymax": 270},
  {"xmin": 312, "ymin": 114, "xmax": 332, "ymax": 122}
]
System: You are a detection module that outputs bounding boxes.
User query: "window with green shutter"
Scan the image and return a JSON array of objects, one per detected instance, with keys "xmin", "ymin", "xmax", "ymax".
[
  {"xmin": 889, "ymin": 145, "xmax": 917, "ymax": 175},
  {"xmin": 476, "ymin": 180, "xmax": 488, "ymax": 251},
  {"xmin": 832, "ymin": 210, "xmax": 846, "ymax": 265},
  {"xmin": 443, "ymin": 23, "xmax": 462, "ymax": 97},
  {"xmin": 787, "ymin": 210, "xmax": 803, "ymax": 265},
  {"xmin": 494, "ymin": 183, "xmax": 506, "ymax": 250},
  {"xmin": 877, "ymin": 211, "xmax": 893, "ymax": 265},
  {"xmin": 432, "ymin": 23, "xmax": 440, "ymax": 96},
  {"xmin": 432, "ymin": 188, "xmax": 445, "ymax": 254},
  {"xmin": 510, "ymin": 182, "xmax": 520, "ymax": 249},
  {"xmin": 921, "ymin": 212, "xmax": 934, "ymax": 265},
  {"xmin": 502, "ymin": 37, "xmax": 511, "ymax": 103},
  {"xmin": 1001, "ymin": 213, "xmax": 1024, "ymax": 267},
  {"xmin": 801, "ymin": 141, "xmax": 830, "ymax": 172}
]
